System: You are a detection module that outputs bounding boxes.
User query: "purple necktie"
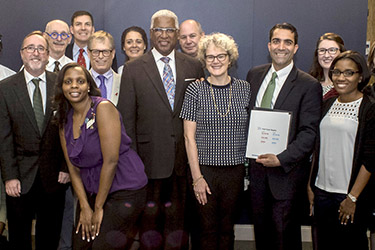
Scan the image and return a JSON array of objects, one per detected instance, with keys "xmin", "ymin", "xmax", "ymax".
[
  {"xmin": 98, "ymin": 75, "xmax": 107, "ymax": 98},
  {"xmin": 160, "ymin": 57, "xmax": 175, "ymax": 109}
]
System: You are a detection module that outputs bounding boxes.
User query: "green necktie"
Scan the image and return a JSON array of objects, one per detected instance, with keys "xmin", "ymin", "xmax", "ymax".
[
  {"xmin": 31, "ymin": 78, "xmax": 44, "ymax": 133},
  {"xmin": 260, "ymin": 72, "xmax": 277, "ymax": 108}
]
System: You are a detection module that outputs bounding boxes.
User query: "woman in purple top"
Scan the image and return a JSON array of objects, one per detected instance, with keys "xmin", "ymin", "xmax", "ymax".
[{"xmin": 53, "ymin": 63, "xmax": 147, "ymax": 249}]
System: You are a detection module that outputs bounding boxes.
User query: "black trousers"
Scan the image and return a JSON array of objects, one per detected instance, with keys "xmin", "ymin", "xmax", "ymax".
[
  {"xmin": 73, "ymin": 187, "xmax": 146, "ymax": 250},
  {"xmin": 314, "ymin": 187, "xmax": 369, "ymax": 250},
  {"xmin": 6, "ymin": 174, "xmax": 65, "ymax": 250},
  {"xmin": 139, "ymin": 172, "xmax": 188, "ymax": 250},
  {"xmin": 194, "ymin": 164, "xmax": 245, "ymax": 250}
]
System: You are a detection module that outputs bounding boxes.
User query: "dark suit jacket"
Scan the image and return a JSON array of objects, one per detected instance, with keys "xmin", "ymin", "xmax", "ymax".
[
  {"xmin": 117, "ymin": 50, "xmax": 204, "ymax": 179},
  {"xmin": 65, "ymin": 43, "xmax": 118, "ymax": 72},
  {"xmin": 0, "ymin": 70, "xmax": 66, "ymax": 194},
  {"xmin": 246, "ymin": 63, "xmax": 322, "ymax": 200}
]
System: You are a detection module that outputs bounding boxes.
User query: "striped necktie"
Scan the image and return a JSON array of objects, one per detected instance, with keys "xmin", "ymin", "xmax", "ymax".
[{"xmin": 160, "ymin": 57, "xmax": 175, "ymax": 109}]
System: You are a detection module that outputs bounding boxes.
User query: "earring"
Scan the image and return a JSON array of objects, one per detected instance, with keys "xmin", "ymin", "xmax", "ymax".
[{"xmin": 88, "ymin": 89, "xmax": 90, "ymax": 93}]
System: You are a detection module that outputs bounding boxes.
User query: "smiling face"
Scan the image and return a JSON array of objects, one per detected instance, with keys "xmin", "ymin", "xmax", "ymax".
[
  {"xmin": 332, "ymin": 58, "xmax": 362, "ymax": 101},
  {"xmin": 179, "ymin": 20, "xmax": 203, "ymax": 57},
  {"xmin": 150, "ymin": 16, "xmax": 178, "ymax": 56},
  {"xmin": 318, "ymin": 39, "xmax": 340, "ymax": 70},
  {"xmin": 20, "ymin": 34, "xmax": 49, "ymax": 77},
  {"xmin": 62, "ymin": 66, "xmax": 90, "ymax": 104},
  {"xmin": 70, "ymin": 15, "xmax": 95, "ymax": 46},
  {"xmin": 88, "ymin": 37, "xmax": 115, "ymax": 74},
  {"xmin": 268, "ymin": 28, "xmax": 298, "ymax": 71},
  {"xmin": 123, "ymin": 31, "xmax": 145, "ymax": 60},
  {"xmin": 45, "ymin": 20, "xmax": 72, "ymax": 59},
  {"xmin": 205, "ymin": 43, "xmax": 229, "ymax": 78}
]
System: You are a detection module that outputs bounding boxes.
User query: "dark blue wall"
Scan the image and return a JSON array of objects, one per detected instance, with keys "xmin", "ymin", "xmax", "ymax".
[{"xmin": 0, "ymin": 0, "xmax": 368, "ymax": 79}]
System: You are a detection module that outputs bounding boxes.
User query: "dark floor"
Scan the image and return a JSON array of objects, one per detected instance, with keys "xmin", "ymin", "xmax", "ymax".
[{"xmin": 234, "ymin": 241, "xmax": 313, "ymax": 250}]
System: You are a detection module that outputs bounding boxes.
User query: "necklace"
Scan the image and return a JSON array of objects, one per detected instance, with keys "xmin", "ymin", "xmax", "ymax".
[{"xmin": 209, "ymin": 80, "xmax": 232, "ymax": 117}]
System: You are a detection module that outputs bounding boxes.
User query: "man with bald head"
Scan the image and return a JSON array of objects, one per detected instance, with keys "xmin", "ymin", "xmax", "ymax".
[
  {"xmin": 0, "ymin": 31, "xmax": 67, "ymax": 249},
  {"xmin": 44, "ymin": 19, "xmax": 73, "ymax": 72},
  {"xmin": 178, "ymin": 19, "xmax": 204, "ymax": 58}
]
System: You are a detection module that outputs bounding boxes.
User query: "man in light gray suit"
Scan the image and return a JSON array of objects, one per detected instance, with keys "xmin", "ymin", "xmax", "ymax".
[{"xmin": 88, "ymin": 30, "xmax": 121, "ymax": 105}]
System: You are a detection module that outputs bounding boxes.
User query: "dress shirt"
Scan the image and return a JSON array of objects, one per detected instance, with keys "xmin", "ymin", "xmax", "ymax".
[
  {"xmin": 91, "ymin": 69, "xmax": 114, "ymax": 99},
  {"xmin": 0, "ymin": 64, "xmax": 16, "ymax": 81},
  {"xmin": 46, "ymin": 55, "xmax": 73, "ymax": 72},
  {"xmin": 255, "ymin": 61, "xmax": 294, "ymax": 108},
  {"xmin": 24, "ymin": 70, "xmax": 47, "ymax": 114},
  {"xmin": 72, "ymin": 43, "xmax": 90, "ymax": 70},
  {"xmin": 152, "ymin": 48, "xmax": 177, "ymax": 82}
]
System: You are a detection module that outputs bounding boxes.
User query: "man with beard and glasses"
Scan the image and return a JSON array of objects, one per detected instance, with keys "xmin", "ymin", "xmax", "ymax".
[{"xmin": 246, "ymin": 23, "xmax": 322, "ymax": 250}]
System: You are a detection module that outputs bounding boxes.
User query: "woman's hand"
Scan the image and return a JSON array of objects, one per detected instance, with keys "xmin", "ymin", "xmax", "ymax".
[
  {"xmin": 307, "ymin": 185, "xmax": 314, "ymax": 216},
  {"xmin": 76, "ymin": 206, "xmax": 94, "ymax": 242},
  {"xmin": 193, "ymin": 177, "xmax": 211, "ymax": 205},
  {"xmin": 92, "ymin": 208, "xmax": 104, "ymax": 238},
  {"xmin": 338, "ymin": 197, "xmax": 356, "ymax": 225}
]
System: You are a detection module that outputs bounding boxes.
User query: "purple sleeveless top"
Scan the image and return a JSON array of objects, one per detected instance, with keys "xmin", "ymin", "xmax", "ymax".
[{"xmin": 64, "ymin": 96, "xmax": 147, "ymax": 194}]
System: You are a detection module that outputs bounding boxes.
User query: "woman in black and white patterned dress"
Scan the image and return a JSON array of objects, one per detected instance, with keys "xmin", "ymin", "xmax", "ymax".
[{"xmin": 180, "ymin": 33, "xmax": 250, "ymax": 250}]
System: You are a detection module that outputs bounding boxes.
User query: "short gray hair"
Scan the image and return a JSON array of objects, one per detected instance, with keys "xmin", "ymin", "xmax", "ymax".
[
  {"xmin": 197, "ymin": 32, "xmax": 239, "ymax": 68},
  {"xmin": 150, "ymin": 9, "xmax": 179, "ymax": 29}
]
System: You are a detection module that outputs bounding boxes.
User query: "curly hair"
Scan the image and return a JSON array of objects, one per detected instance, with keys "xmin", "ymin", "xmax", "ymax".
[
  {"xmin": 52, "ymin": 63, "xmax": 101, "ymax": 127},
  {"xmin": 197, "ymin": 32, "xmax": 239, "ymax": 69}
]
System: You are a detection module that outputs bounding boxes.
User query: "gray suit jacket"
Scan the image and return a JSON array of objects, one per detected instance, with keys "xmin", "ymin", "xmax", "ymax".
[
  {"xmin": 246, "ymin": 63, "xmax": 322, "ymax": 200},
  {"xmin": 0, "ymin": 70, "xmax": 66, "ymax": 194},
  {"xmin": 117, "ymin": 50, "xmax": 204, "ymax": 179}
]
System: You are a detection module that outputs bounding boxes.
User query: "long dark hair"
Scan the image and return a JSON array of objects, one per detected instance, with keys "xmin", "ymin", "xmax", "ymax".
[
  {"xmin": 121, "ymin": 26, "xmax": 148, "ymax": 61},
  {"xmin": 329, "ymin": 50, "xmax": 371, "ymax": 91},
  {"xmin": 53, "ymin": 63, "xmax": 101, "ymax": 127},
  {"xmin": 309, "ymin": 33, "xmax": 346, "ymax": 81}
]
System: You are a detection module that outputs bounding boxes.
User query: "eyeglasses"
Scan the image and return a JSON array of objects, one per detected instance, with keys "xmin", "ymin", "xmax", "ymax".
[
  {"xmin": 317, "ymin": 47, "xmax": 339, "ymax": 55},
  {"xmin": 205, "ymin": 53, "xmax": 228, "ymax": 63},
  {"xmin": 45, "ymin": 32, "xmax": 70, "ymax": 40},
  {"xmin": 21, "ymin": 46, "xmax": 48, "ymax": 54},
  {"xmin": 151, "ymin": 28, "xmax": 177, "ymax": 35},
  {"xmin": 331, "ymin": 69, "xmax": 359, "ymax": 77},
  {"xmin": 89, "ymin": 49, "xmax": 113, "ymax": 57}
]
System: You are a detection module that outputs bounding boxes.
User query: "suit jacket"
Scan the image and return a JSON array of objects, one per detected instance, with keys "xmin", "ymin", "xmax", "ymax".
[
  {"xmin": 89, "ymin": 69, "xmax": 121, "ymax": 106},
  {"xmin": 66, "ymin": 43, "xmax": 118, "ymax": 72},
  {"xmin": 117, "ymin": 50, "xmax": 204, "ymax": 179},
  {"xmin": 246, "ymin": 63, "xmax": 322, "ymax": 200},
  {"xmin": 0, "ymin": 70, "xmax": 66, "ymax": 194}
]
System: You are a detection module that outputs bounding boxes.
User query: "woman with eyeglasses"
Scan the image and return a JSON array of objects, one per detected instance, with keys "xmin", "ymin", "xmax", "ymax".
[
  {"xmin": 180, "ymin": 33, "xmax": 250, "ymax": 249},
  {"xmin": 308, "ymin": 51, "xmax": 375, "ymax": 250},
  {"xmin": 117, "ymin": 26, "xmax": 148, "ymax": 74},
  {"xmin": 310, "ymin": 33, "xmax": 346, "ymax": 100},
  {"xmin": 53, "ymin": 63, "xmax": 148, "ymax": 249}
]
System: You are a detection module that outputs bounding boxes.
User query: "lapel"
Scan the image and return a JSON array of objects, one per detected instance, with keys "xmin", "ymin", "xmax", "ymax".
[
  {"xmin": 111, "ymin": 70, "xmax": 121, "ymax": 106},
  {"xmin": 142, "ymin": 51, "xmax": 173, "ymax": 112},
  {"xmin": 250, "ymin": 64, "xmax": 271, "ymax": 107},
  {"xmin": 173, "ymin": 52, "xmax": 187, "ymax": 115},
  {"xmin": 42, "ymin": 71, "xmax": 55, "ymax": 135},
  {"xmin": 274, "ymin": 65, "xmax": 298, "ymax": 109},
  {"xmin": 13, "ymin": 70, "xmax": 40, "ymax": 135}
]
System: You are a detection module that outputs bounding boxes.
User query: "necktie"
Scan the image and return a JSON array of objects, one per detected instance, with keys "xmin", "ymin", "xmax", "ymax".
[
  {"xmin": 261, "ymin": 72, "xmax": 277, "ymax": 108},
  {"xmin": 31, "ymin": 78, "xmax": 44, "ymax": 133},
  {"xmin": 53, "ymin": 61, "xmax": 60, "ymax": 73},
  {"xmin": 98, "ymin": 75, "xmax": 107, "ymax": 98},
  {"xmin": 160, "ymin": 57, "xmax": 175, "ymax": 109},
  {"xmin": 78, "ymin": 48, "xmax": 86, "ymax": 68}
]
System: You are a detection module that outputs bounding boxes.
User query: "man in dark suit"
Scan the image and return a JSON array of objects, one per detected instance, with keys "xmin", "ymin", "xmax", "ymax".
[
  {"xmin": 0, "ymin": 31, "xmax": 67, "ymax": 250},
  {"xmin": 66, "ymin": 10, "xmax": 117, "ymax": 71},
  {"xmin": 246, "ymin": 23, "xmax": 322, "ymax": 250},
  {"xmin": 117, "ymin": 9, "xmax": 204, "ymax": 250}
]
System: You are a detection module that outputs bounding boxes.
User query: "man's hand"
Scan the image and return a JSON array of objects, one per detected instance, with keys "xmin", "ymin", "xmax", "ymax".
[
  {"xmin": 5, "ymin": 179, "xmax": 21, "ymax": 197},
  {"xmin": 58, "ymin": 171, "xmax": 70, "ymax": 184},
  {"xmin": 256, "ymin": 154, "xmax": 281, "ymax": 167}
]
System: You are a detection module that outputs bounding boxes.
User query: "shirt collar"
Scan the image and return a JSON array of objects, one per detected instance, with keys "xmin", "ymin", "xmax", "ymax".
[
  {"xmin": 152, "ymin": 48, "xmax": 175, "ymax": 63},
  {"xmin": 91, "ymin": 68, "xmax": 113, "ymax": 80},
  {"xmin": 24, "ymin": 69, "xmax": 46, "ymax": 84},
  {"xmin": 73, "ymin": 43, "xmax": 88, "ymax": 57},
  {"xmin": 271, "ymin": 61, "xmax": 294, "ymax": 78}
]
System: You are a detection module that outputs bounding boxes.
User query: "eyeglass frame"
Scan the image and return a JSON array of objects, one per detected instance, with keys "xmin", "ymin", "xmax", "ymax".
[
  {"xmin": 45, "ymin": 32, "xmax": 70, "ymax": 40},
  {"xmin": 21, "ymin": 45, "xmax": 48, "ymax": 54},
  {"xmin": 317, "ymin": 47, "xmax": 339, "ymax": 55},
  {"xmin": 151, "ymin": 28, "xmax": 178, "ymax": 35},
  {"xmin": 88, "ymin": 49, "xmax": 113, "ymax": 57},
  {"xmin": 330, "ymin": 69, "xmax": 359, "ymax": 77},
  {"xmin": 205, "ymin": 53, "xmax": 228, "ymax": 63}
]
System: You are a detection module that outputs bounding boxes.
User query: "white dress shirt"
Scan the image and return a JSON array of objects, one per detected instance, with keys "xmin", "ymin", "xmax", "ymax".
[
  {"xmin": 0, "ymin": 64, "xmax": 16, "ymax": 81},
  {"xmin": 46, "ymin": 55, "xmax": 73, "ymax": 72},
  {"xmin": 152, "ymin": 48, "xmax": 177, "ymax": 82}
]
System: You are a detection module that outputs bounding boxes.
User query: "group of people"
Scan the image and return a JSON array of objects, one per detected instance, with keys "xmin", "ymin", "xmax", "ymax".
[{"xmin": 0, "ymin": 7, "xmax": 374, "ymax": 250}]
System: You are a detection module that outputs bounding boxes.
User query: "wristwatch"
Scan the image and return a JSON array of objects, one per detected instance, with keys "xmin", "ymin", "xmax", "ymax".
[{"xmin": 347, "ymin": 193, "xmax": 357, "ymax": 203}]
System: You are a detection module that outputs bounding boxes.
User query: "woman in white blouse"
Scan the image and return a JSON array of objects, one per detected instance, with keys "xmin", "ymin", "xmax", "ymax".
[{"xmin": 308, "ymin": 50, "xmax": 375, "ymax": 250}]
